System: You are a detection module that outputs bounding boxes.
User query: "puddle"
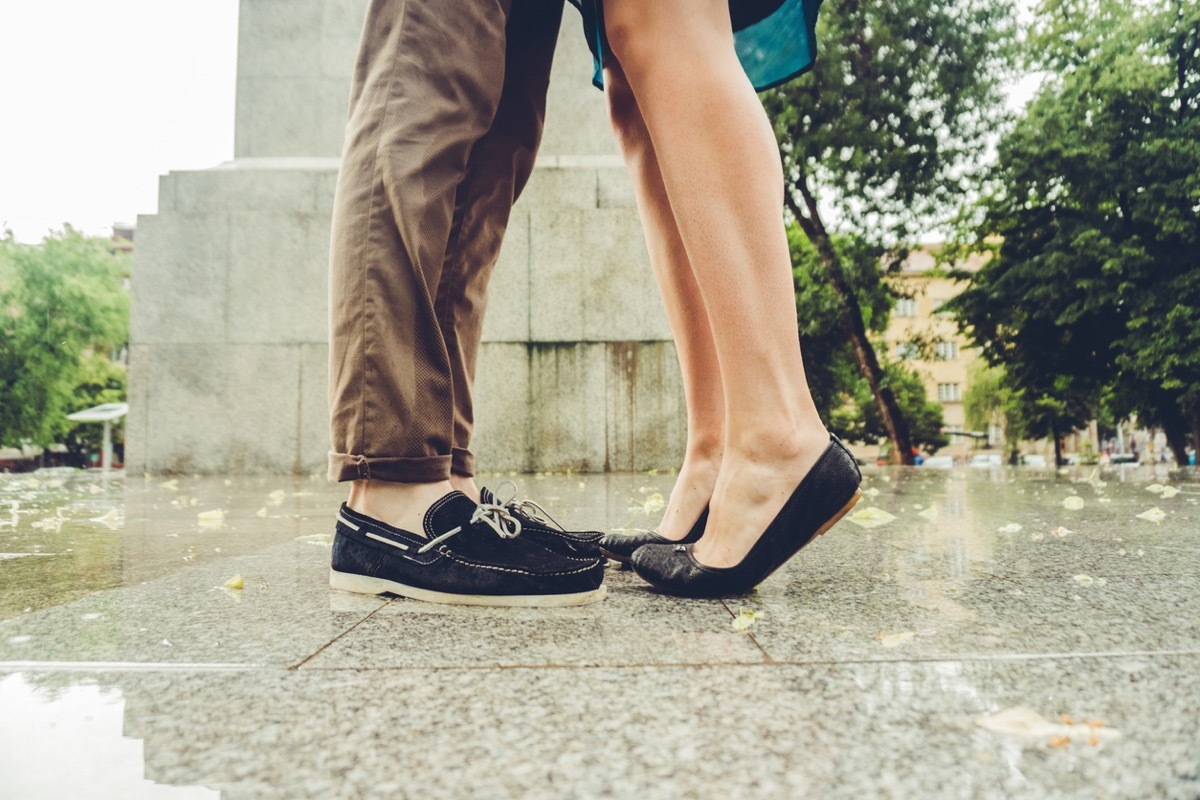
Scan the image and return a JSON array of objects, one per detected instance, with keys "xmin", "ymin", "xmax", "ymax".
[{"xmin": 0, "ymin": 673, "xmax": 219, "ymax": 798}]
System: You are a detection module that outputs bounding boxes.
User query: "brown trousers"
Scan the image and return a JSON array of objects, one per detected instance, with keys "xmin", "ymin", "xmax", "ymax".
[{"xmin": 328, "ymin": 0, "xmax": 564, "ymax": 483}]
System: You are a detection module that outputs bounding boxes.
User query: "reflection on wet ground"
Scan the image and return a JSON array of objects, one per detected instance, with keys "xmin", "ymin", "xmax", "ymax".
[{"xmin": 1, "ymin": 465, "xmax": 1198, "ymax": 798}]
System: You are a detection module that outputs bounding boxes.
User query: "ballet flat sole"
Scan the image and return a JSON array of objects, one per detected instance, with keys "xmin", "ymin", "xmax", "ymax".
[{"xmin": 815, "ymin": 488, "xmax": 863, "ymax": 539}]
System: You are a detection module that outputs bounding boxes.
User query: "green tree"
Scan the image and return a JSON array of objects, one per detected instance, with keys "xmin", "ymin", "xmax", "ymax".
[
  {"xmin": 789, "ymin": 226, "xmax": 891, "ymax": 423},
  {"xmin": 0, "ymin": 228, "xmax": 130, "ymax": 457},
  {"xmin": 950, "ymin": 0, "xmax": 1200, "ymax": 464},
  {"xmin": 852, "ymin": 363, "xmax": 950, "ymax": 454},
  {"xmin": 766, "ymin": 0, "xmax": 1017, "ymax": 463},
  {"xmin": 790, "ymin": 227, "xmax": 948, "ymax": 453}
]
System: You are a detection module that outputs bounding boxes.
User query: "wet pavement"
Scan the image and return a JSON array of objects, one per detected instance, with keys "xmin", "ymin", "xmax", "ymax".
[{"xmin": 1, "ymin": 465, "xmax": 1198, "ymax": 799}]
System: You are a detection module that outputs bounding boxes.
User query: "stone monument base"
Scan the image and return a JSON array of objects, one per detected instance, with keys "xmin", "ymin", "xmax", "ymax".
[{"xmin": 127, "ymin": 157, "xmax": 685, "ymax": 475}]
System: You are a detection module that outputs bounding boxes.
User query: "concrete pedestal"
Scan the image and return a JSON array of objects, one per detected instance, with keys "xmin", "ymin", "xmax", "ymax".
[{"xmin": 127, "ymin": 1, "xmax": 684, "ymax": 475}]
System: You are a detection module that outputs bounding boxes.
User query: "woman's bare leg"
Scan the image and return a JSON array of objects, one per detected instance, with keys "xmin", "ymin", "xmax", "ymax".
[
  {"xmin": 603, "ymin": 0, "xmax": 830, "ymax": 567},
  {"xmin": 604, "ymin": 61, "xmax": 723, "ymax": 540}
]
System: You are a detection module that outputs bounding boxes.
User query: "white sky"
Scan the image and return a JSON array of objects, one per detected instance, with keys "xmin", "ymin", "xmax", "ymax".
[
  {"xmin": 0, "ymin": 1, "xmax": 1041, "ymax": 245},
  {"xmin": 0, "ymin": 1, "xmax": 240, "ymax": 243}
]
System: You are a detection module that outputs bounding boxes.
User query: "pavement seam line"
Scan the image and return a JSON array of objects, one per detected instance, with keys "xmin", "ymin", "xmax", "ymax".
[
  {"xmin": 720, "ymin": 599, "xmax": 775, "ymax": 664},
  {"xmin": 287, "ymin": 598, "xmax": 393, "ymax": 670}
]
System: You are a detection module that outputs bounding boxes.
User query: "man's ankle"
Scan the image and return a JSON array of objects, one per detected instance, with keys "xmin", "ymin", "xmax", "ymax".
[
  {"xmin": 449, "ymin": 474, "xmax": 480, "ymax": 503},
  {"xmin": 346, "ymin": 478, "xmax": 456, "ymax": 535}
]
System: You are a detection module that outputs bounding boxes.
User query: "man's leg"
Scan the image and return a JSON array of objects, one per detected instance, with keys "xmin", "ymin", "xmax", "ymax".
[
  {"xmin": 328, "ymin": 0, "xmax": 512, "ymax": 531},
  {"xmin": 436, "ymin": 0, "xmax": 565, "ymax": 491}
]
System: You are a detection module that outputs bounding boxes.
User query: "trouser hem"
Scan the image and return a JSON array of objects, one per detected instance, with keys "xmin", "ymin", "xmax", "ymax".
[
  {"xmin": 328, "ymin": 452, "xmax": 452, "ymax": 483},
  {"xmin": 451, "ymin": 447, "xmax": 475, "ymax": 478}
]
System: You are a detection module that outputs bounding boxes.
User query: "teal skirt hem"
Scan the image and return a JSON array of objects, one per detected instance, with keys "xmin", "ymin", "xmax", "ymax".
[{"xmin": 565, "ymin": 0, "xmax": 823, "ymax": 92}]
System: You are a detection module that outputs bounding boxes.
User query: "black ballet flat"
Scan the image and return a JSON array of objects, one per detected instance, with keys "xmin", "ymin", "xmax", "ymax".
[
  {"xmin": 599, "ymin": 507, "xmax": 709, "ymax": 564},
  {"xmin": 630, "ymin": 435, "xmax": 862, "ymax": 598}
]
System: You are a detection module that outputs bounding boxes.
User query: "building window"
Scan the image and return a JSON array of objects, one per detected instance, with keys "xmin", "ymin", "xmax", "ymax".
[
  {"xmin": 937, "ymin": 383, "xmax": 962, "ymax": 402},
  {"xmin": 934, "ymin": 340, "xmax": 959, "ymax": 360},
  {"xmin": 931, "ymin": 299, "xmax": 954, "ymax": 318},
  {"xmin": 895, "ymin": 298, "xmax": 918, "ymax": 318},
  {"xmin": 895, "ymin": 341, "xmax": 921, "ymax": 360}
]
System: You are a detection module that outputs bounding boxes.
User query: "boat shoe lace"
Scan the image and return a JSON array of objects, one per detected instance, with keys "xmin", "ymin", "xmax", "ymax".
[
  {"xmin": 416, "ymin": 501, "xmax": 522, "ymax": 555},
  {"xmin": 489, "ymin": 480, "xmax": 569, "ymax": 532}
]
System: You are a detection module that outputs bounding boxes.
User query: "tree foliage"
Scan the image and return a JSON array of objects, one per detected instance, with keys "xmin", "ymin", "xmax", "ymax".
[
  {"xmin": 790, "ymin": 226, "xmax": 948, "ymax": 454},
  {"xmin": 0, "ymin": 228, "xmax": 130, "ymax": 453},
  {"xmin": 950, "ymin": 0, "xmax": 1200, "ymax": 464},
  {"xmin": 765, "ymin": 0, "xmax": 1017, "ymax": 462}
]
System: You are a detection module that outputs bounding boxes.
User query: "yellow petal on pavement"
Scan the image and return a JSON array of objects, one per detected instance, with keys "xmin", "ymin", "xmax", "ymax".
[
  {"xmin": 1136, "ymin": 507, "xmax": 1166, "ymax": 523},
  {"xmin": 846, "ymin": 507, "xmax": 896, "ymax": 529},
  {"xmin": 876, "ymin": 630, "xmax": 915, "ymax": 648},
  {"xmin": 731, "ymin": 608, "xmax": 764, "ymax": 632}
]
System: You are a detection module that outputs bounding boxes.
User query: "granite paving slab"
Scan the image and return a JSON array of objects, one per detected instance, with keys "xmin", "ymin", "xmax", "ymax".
[
  {"xmin": 3, "ymin": 655, "xmax": 1197, "ymax": 799},
  {"xmin": 304, "ymin": 566, "xmax": 763, "ymax": 669},
  {"xmin": 729, "ymin": 571, "xmax": 1200, "ymax": 663},
  {"xmin": 0, "ymin": 540, "xmax": 383, "ymax": 667}
]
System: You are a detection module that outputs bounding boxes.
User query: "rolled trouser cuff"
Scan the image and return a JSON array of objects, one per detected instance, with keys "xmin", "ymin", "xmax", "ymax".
[
  {"xmin": 451, "ymin": 447, "xmax": 475, "ymax": 478},
  {"xmin": 328, "ymin": 452, "xmax": 452, "ymax": 483}
]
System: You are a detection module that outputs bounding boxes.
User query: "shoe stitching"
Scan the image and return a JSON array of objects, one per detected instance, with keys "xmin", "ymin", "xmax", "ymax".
[
  {"xmin": 423, "ymin": 492, "xmax": 462, "ymax": 539},
  {"xmin": 440, "ymin": 549, "xmax": 600, "ymax": 577}
]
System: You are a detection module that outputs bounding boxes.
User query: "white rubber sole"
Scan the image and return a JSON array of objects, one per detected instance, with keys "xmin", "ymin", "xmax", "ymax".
[{"xmin": 329, "ymin": 568, "xmax": 608, "ymax": 607}]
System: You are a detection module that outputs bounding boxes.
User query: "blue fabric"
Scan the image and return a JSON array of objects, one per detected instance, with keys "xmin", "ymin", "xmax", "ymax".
[{"xmin": 565, "ymin": 0, "xmax": 822, "ymax": 92}]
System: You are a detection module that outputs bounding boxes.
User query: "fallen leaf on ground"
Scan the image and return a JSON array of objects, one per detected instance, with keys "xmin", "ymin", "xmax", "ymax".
[
  {"xmin": 1160, "ymin": 486, "xmax": 1180, "ymax": 499},
  {"xmin": 197, "ymin": 509, "xmax": 226, "ymax": 527},
  {"xmin": 267, "ymin": 489, "xmax": 288, "ymax": 506},
  {"xmin": 846, "ymin": 507, "xmax": 896, "ymax": 529},
  {"xmin": 88, "ymin": 509, "xmax": 121, "ymax": 528},
  {"xmin": 1051, "ymin": 526, "xmax": 1072, "ymax": 538},
  {"xmin": 998, "ymin": 523, "xmax": 1023, "ymax": 534},
  {"xmin": 631, "ymin": 493, "xmax": 665, "ymax": 515},
  {"xmin": 918, "ymin": 507, "xmax": 939, "ymax": 522},
  {"xmin": 256, "ymin": 507, "xmax": 268, "ymax": 518},
  {"xmin": 1030, "ymin": 531, "xmax": 1045, "ymax": 541},
  {"xmin": 1073, "ymin": 574, "xmax": 1094, "ymax": 586},
  {"xmin": 160, "ymin": 479, "xmax": 179, "ymax": 491},
  {"xmin": 1136, "ymin": 507, "xmax": 1166, "ymax": 523},
  {"xmin": 1146, "ymin": 484, "xmax": 1165, "ymax": 494},
  {"xmin": 731, "ymin": 608, "xmax": 764, "ymax": 632},
  {"xmin": 1062, "ymin": 496, "xmax": 1085, "ymax": 510},
  {"xmin": 863, "ymin": 487, "xmax": 881, "ymax": 498},
  {"xmin": 976, "ymin": 707, "xmax": 1120, "ymax": 747},
  {"xmin": 876, "ymin": 630, "xmax": 915, "ymax": 648},
  {"xmin": 224, "ymin": 575, "xmax": 244, "ymax": 590}
]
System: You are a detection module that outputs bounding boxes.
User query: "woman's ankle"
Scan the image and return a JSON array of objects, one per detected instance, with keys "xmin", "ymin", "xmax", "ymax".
[{"xmin": 723, "ymin": 421, "xmax": 828, "ymax": 466}]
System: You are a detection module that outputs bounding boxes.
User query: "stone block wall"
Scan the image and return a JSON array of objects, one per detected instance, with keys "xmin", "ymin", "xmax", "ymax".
[{"xmin": 127, "ymin": 0, "xmax": 686, "ymax": 475}]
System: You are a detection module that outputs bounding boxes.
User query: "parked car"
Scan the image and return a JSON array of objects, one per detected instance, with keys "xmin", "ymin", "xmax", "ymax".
[{"xmin": 970, "ymin": 454, "xmax": 1003, "ymax": 468}]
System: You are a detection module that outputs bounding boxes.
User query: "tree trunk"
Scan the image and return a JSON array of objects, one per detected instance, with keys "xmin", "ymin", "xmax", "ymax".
[
  {"xmin": 1189, "ymin": 408, "xmax": 1200, "ymax": 465},
  {"xmin": 1052, "ymin": 422, "xmax": 1063, "ymax": 467},
  {"xmin": 1163, "ymin": 419, "xmax": 1190, "ymax": 467},
  {"xmin": 784, "ymin": 190, "xmax": 915, "ymax": 465}
]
